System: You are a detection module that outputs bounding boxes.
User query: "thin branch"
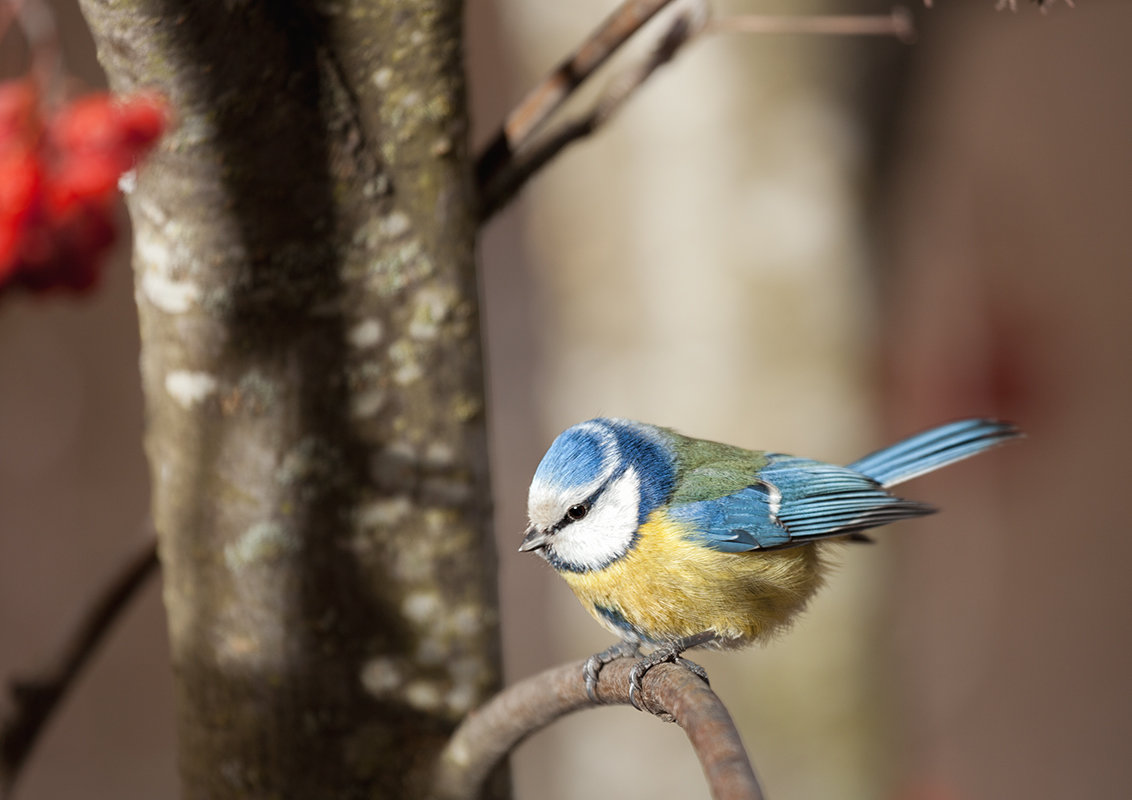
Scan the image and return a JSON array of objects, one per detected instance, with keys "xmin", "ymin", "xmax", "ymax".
[
  {"xmin": 474, "ymin": 2, "xmax": 913, "ymax": 222},
  {"xmin": 708, "ymin": 8, "xmax": 914, "ymax": 42},
  {"xmin": 478, "ymin": 4, "xmax": 704, "ymax": 221},
  {"xmin": 474, "ymin": 0, "xmax": 679, "ymax": 196},
  {"xmin": 0, "ymin": 537, "xmax": 159, "ymax": 799},
  {"xmin": 433, "ymin": 657, "xmax": 764, "ymax": 800},
  {"xmin": 2, "ymin": 0, "xmax": 64, "ymax": 102}
]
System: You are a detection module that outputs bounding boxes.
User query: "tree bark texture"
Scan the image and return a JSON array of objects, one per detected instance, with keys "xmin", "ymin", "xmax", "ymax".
[{"xmin": 74, "ymin": 2, "xmax": 502, "ymax": 798}]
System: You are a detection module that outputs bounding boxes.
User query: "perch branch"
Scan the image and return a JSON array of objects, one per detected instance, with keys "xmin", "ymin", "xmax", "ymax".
[
  {"xmin": 433, "ymin": 657, "xmax": 763, "ymax": 800},
  {"xmin": 475, "ymin": 1, "xmax": 913, "ymax": 222},
  {"xmin": 0, "ymin": 537, "xmax": 159, "ymax": 799}
]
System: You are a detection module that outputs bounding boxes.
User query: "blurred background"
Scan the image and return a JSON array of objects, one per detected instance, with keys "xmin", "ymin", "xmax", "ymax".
[{"xmin": 1, "ymin": 1, "xmax": 1129, "ymax": 798}]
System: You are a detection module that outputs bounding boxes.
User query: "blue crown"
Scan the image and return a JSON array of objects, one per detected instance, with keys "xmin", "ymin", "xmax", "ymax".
[{"xmin": 535, "ymin": 419, "xmax": 676, "ymax": 524}]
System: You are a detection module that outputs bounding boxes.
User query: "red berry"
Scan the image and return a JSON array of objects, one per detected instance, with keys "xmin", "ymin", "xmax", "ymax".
[
  {"xmin": 51, "ymin": 94, "xmax": 118, "ymax": 153},
  {"xmin": 116, "ymin": 93, "xmax": 170, "ymax": 155},
  {"xmin": 0, "ymin": 149, "xmax": 44, "ymax": 281},
  {"xmin": 50, "ymin": 154, "xmax": 122, "ymax": 211},
  {"xmin": 0, "ymin": 83, "xmax": 169, "ymax": 295},
  {"xmin": 51, "ymin": 92, "xmax": 169, "ymax": 170}
]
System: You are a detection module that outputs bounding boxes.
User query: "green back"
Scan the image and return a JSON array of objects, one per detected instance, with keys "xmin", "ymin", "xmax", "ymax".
[{"xmin": 663, "ymin": 428, "xmax": 770, "ymax": 505}]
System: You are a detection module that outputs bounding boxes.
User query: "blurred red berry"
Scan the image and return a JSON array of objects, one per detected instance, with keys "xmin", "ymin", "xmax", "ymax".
[
  {"xmin": 0, "ymin": 145, "xmax": 44, "ymax": 280},
  {"xmin": 0, "ymin": 79, "xmax": 169, "ymax": 297},
  {"xmin": 52, "ymin": 93, "xmax": 168, "ymax": 159},
  {"xmin": 50, "ymin": 154, "xmax": 123, "ymax": 212}
]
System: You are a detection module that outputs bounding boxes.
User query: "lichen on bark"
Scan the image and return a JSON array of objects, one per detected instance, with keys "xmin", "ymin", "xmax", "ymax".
[{"xmin": 74, "ymin": 1, "xmax": 503, "ymax": 797}]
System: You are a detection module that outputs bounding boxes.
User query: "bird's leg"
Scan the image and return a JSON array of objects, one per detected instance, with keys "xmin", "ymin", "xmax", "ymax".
[
  {"xmin": 628, "ymin": 630, "xmax": 718, "ymax": 717},
  {"xmin": 583, "ymin": 640, "xmax": 641, "ymax": 703}
]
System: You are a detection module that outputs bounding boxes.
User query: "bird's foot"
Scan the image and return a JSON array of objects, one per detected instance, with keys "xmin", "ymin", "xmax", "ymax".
[
  {"xmin": 674, "ymin": 657, "xmax": 710, "ymax": 684},
  {"xmin": 583, "ymin": 640, "xmax": 641, "ymax": 703},
  {"xmin": 627, "ymin": 632, "xmax": 717, "ymax": 720},
  {"xmin": 627, "ymin": 650, "xmax": 709, "ymax": 718}
]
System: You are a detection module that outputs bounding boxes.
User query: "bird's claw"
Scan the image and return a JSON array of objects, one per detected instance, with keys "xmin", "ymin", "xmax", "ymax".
[
  {"xmin": 583, "ymin": 641, "xmax": 640, "ymax": 703},
  {"xmin": 627, "ymin": 649, "xmax": 710, "ymax": 721},
  {"xmin": 676, "ymin": 656, "xmax": 709, "ymax": 685},
  {"xmin": 627, "ymin": 663, "xmax": 651, "ymax": 713},
  {"xmin": 582, "ymin": 655, "xmax": 604, "ymax": 703}
]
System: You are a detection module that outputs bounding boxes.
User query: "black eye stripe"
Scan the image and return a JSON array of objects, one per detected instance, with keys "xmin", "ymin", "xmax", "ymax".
[{"xmin": 554, "ymin": 482, "xmax": 607, "ymax": 531}]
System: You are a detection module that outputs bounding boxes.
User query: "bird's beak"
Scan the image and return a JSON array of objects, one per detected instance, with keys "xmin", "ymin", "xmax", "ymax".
[{"xmin": 519, "ymin": 526, "xmax": 549, "ymax": 553}]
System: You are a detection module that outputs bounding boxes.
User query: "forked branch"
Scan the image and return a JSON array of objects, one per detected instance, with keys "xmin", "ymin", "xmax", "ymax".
[
  {"xmin": 0, "ymin": 538, "xmax": 158, "ymax": 799},
  {"xmin": 476, "ymin": 4, "xmax": 705, "ymax": 221},
  {"xmin": 474, "ymin": 1, "xmax": 912, "ymax": 221},
  {"xmin": 475, "ymin": 0, "xmax": 680, "ymax": 198},
  {"xmin": 433, "ymin": 658, "xmax": 764, "ymax": 800}
]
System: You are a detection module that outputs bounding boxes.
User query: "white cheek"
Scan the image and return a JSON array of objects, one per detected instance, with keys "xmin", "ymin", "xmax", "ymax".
[{"xmin": 551, "ymin": 468, "xmax": 641, "ymax": 570}]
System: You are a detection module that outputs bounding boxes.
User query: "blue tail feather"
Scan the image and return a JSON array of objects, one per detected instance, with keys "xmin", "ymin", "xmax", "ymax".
[{"xmin": 849, "ymin": 419, "xmax": 1020, "ymax": 488}]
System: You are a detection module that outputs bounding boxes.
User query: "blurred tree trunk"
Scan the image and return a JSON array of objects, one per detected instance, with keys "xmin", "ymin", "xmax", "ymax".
[{"xmin": 74, "ymin": 1, "xmax": 503, "ymax": 798}]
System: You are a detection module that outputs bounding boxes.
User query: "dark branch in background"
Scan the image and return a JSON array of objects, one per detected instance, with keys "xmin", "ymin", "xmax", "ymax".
[
  {"xmin": 0, "ymin": 538, "xmax": 158, "ymax": 799},
  {"xmin": 476, "ymin": 2, "xmax": 706, "ymax": 222},
  {"xmin": 434, "ymin": 658, "xmax": 764, "ymax": 800},
  {"xmin": 474, "ymin": 0, "xmax": 679, "ymax": 210},
  {"xmin": 4, "ymin": 0, "xmax": 64, "ymax": 100},
  {"xmin": 708, "ymin": 8, "xmax": 913, "ymax": 39},
  {"xmin": 474, "ymin": 1, "xmax": 913, "ymax": 221}
]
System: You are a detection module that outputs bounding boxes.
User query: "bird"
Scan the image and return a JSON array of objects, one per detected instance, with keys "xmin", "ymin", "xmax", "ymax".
[{"xmin": 520, "ymin": 417, "xmax": 1020, "ymax": 712}]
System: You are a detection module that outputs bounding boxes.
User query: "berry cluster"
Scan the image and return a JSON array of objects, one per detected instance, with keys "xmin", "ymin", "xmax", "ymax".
[{"xmin": 0, "ymin": 80, "xmax": 168, "ymax": 295}]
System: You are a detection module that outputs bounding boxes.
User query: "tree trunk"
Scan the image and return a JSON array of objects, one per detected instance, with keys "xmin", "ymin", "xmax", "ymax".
[{"xmin": 74, "ymin": 1, "xmax": 503, "ymax": 797}]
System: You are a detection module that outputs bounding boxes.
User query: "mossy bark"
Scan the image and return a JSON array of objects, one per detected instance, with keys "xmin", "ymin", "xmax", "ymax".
[{"xmin": 75, "ymin": 1, "xmax": 503, "ymax": 797}]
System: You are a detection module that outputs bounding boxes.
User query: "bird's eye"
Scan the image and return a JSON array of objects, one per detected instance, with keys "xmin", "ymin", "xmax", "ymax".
[{"xmin": 566, "ymin": 504, "xmax": 589, "ymax": 522}]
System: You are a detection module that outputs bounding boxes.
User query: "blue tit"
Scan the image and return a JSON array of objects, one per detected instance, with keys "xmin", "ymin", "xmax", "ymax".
[{"xmin": 520, "ymin": 417, "xmax": 1020, "ymax": 708}]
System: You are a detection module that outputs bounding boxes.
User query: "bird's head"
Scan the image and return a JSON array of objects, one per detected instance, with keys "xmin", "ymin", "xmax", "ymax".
[{"xmin": 521, "ymin": 418, "xmax": 676, "ymax": 573}]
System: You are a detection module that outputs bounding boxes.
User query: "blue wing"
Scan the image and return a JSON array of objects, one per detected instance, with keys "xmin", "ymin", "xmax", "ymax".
[
  {"xmin": 668, "ymin": 419, "xmax": 1019, "ymax": 553},
  {"xmin": 669, "ymin": 455, "xmax": 935, "ymax": 553}
]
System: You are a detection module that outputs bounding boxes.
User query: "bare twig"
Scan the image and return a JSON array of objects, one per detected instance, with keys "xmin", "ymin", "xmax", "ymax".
[
  {"xmin": 0, "ymin": 537, "xmax": 159, "ymax": 799},
  {"xmin": 2, "ymin": 0, "xmax": 63, "ymax": 101},
  {"xmin": 475, "ymin": 1, "xmax": 910, "ymax": 221},
  {"xmin": 433, "ymin": 657, "xmax": 764, "ymax": 800},
  {"xmin": 708, "ymin": 8, "xmax": 914, "ymax": 42},
  {"xmin": 475, "ymin": 1, "xmax": 913, "ymax": 222},
  {"xmin": 474, "ymin": 0, "xmax": 679, "ymax": 198},
  {"xmin": 478, "ymin": 4, "xmax": 705, "ymax": 221},
  {"xmin": 989, "ymin": 0, "xmax": 1074, "ymax": 10}
]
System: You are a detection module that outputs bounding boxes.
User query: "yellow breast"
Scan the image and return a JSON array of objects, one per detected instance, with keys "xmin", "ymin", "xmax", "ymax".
[{"xmin": 560, "ymin": 509, "xmax": 827, "ymax": 647}]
